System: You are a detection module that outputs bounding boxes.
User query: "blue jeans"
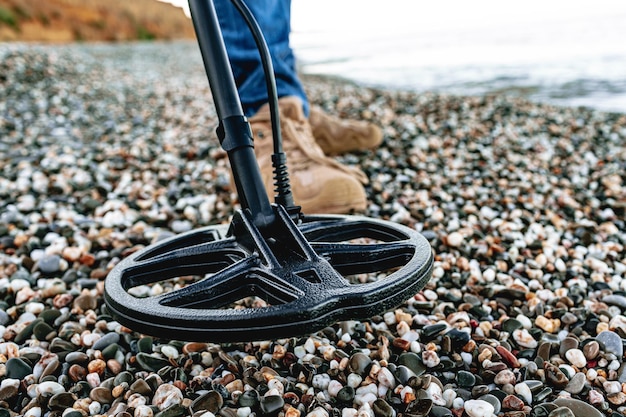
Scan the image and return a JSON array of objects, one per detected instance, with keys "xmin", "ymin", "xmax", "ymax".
[{"xmin": 213, "ymin": 0, "xmax": 309, "ymax": 117}]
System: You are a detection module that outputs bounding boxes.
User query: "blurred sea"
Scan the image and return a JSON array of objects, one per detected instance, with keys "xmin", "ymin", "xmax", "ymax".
[
  {"xmin": 290, "ymin": 0, "xmax": 626, "ymax": 113},
  {"xmin": 165, "ymin": 0, "xmax": 626, "ymax": 113}
]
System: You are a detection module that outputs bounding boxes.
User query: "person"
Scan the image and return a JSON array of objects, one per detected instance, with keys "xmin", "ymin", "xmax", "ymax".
[{"xmin": 213, "ymin": 0, "xmax": 383, "ymax": 214}]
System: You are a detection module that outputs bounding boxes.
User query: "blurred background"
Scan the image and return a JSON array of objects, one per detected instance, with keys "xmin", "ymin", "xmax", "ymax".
[
  {"xmin": 169, "ymin": 0, "xmax": 626, "ymax": 112},
  {"xmin": 289, "ymin": 0, "xmax": 626, "ymax": 112},
  {"xmin": 1, "ymin": 0, "xmax": 625, "ymax": 112}
]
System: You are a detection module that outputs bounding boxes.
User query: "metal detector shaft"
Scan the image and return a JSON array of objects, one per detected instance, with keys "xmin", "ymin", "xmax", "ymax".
[{"xmin": 188, "ymin": 0, "xmax": 275, "ymax": 228}]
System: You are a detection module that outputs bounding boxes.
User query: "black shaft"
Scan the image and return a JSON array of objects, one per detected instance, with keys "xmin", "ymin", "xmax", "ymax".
[{"xmin": 188, "ymin": 0, "xmax": 275, "ymax": 228}]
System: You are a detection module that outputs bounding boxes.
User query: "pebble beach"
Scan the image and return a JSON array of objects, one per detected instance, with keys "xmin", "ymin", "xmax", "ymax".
[{"xmin": 1, "ymin": 41, "xmax": 626, "ymax": 417}]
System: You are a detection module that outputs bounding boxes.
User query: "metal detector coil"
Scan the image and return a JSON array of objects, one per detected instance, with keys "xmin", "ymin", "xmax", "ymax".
[{"xmin": 105, "ymin": 206, "xmax": 433, "ymax": 342}]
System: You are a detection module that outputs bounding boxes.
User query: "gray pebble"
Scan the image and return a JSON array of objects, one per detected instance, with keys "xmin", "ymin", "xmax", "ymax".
[
  {"xmin": 92, "ymin": 332, "xmax": 120, "ymax": 351},
  {"xmin": 38, "ymin": 254, "xmax": 62, "ymax": 274},
  {"xmin": 5, "ymin": 357, "xmax": 32, "ymax": 379},
  {"xmin": 596, "ymin": 330, "xmax": 624, "ymax": 358},
  {"xmin": 564, "ymin": 372, "xmax": 586, "ymax": 394},
  {"xmin": 553, "ymin": 398, "xmax": 604, "ymax": 417}
]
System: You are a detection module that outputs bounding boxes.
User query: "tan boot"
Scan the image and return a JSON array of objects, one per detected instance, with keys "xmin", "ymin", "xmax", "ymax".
[
  {"xmin": 309, "ymin": 105, "xmax": 383, "ymax": 156},
  {"xmin": 248, "ymin": 97, "xmax": 368, "ymax": 214}
]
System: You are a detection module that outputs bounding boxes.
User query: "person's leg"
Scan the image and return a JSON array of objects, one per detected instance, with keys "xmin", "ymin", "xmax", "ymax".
[
  {"xmin": 213, "ymin": 0, "xmax": 372, "ymax": 214},
  {"xmin": 213, "ymin": 0, "xmax": 309, "ymax": 117}
]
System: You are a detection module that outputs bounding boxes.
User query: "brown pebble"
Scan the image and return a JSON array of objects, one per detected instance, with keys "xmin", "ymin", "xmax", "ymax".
[
  {"xmin": 90, "ymin": 268, "xmax": 108, "ymax": 279},
  {"xmin": 107, "ymin": 359, "xmax": 122, "ymax": 375},
  {"xmin": 583, "ymin": 341, "xmax": 600, "ymax": 360},
  {"xmin": 182, "ymin": 342, "xmax": 208, "ymax": 354},
  {"xmin": 79, "ymin": 253, "xmax": 96, "ymax": 266},
  {"xmin": 88, "ymin": 359, "xmax": 106, "ymax": 375},
  {"xmin": 52, "ymin": 293, "xmax": 73, "ymax": 309},
  {"xmin": 173, "ymin": 380, "xmax": 187, "ymax": 391},
  {"xmin": 90, "ymin": 386, "xmax": 114, "ymax": 404},
  {"xmin": 112, "ymin": 384, "xmax": 126, "ymax": 398},
  {"xmin": 502, "ymin": 394, "xmax": 525, "ymax": 410},
  {"xmin": 130, "ymin": 379, "xmax": 153, "ymax": 395},
  {"xmin": 544, "ymin": 362, "xmax": 569, "ymax": 388},
  {"xmin": 392, "ymin": 338, "xmax": 411, "ymax": 351},
  {"xmin": 68, "ymin": 364, "xmax": 87, "ymax": 382},
  {"xmin": 496, "ymin": 345, "xmax": 521, "ymax": 368},
  {"xmin": 73, "ymin": 293, "xmax": 98, "ymax": 312}
]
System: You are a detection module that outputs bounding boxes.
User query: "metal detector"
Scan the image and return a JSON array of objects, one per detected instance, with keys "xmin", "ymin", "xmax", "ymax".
[{"xmin": 104, "ymin": 0, "xmax": 433, "ymax": 342}]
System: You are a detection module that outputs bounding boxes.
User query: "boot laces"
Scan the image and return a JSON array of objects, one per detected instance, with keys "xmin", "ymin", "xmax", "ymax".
[{"xmin": 281, "ymin": 114, "xmax": 368, "ymax": 184}]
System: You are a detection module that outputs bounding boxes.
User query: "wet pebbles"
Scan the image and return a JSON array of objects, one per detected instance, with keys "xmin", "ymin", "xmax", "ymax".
[{"xmin": 1, "ymin": 42, "xmax": 626, "ymax": 417}]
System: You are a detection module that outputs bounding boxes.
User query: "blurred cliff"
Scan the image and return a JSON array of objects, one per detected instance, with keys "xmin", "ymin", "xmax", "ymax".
[{"xmin": 0, "ymin": 0, "xmax": 194, "ymax": 42}]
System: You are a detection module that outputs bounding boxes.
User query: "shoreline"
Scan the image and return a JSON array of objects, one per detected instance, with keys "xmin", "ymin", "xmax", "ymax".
[
  {"xmin": 1, "ymin": 42, "xmax": 626, "ymax": 417},
  {"xmin": 3, "ymin": 40, "xmax": 625, "ymax": 116}
]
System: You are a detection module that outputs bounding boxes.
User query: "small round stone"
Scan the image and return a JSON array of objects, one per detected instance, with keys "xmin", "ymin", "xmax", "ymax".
[
  {"xmin": 565, "ymin": 349, "xmax": 587, "ymax": 368},
  {"xmin": 5, "ymin": 358, "xmax": 32, "ymax": 379},
  {"xmin": 596, "ymin": 331, "xmax": 623, "ymax": 358},
  {"xmin": 464, "ymin": 399, "xmax": 495, "ymax": 417}
]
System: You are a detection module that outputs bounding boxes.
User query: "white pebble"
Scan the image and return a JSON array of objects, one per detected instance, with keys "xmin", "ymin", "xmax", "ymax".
[
  {"xmin": 328, "ymin": 380, "xmax": 343, "ymax": 397},
  {"xmin": 304, "ymin": 338, "xmax": 317, "ymax": 353},
  {"xmin": 464, "ymin": 399, "xmax": 495, "ymax": 417},
  {"xmin": 608, "ymin": 359, "xmax": 621, "ymax": 371},
  {"xmin": 446, "ymin": 232, "xmax": 464, "ymax": 247},
  {"xmin": 152, "ymin": 384, "xmax": 183, "ymax": 410},
  {"xmin": 160, "ymin": 345, "xmax": 179, "ymax": 360},
  {"xmin": 423, "ymin": 289, "xmax": 438, "ymax": 300},
  {"xmin": 354, "ymin": 392, "xmax": 377, "ymax": 407},
  {"xmin": 10, "ymin": 278, "xmax": 30, "ymax": 292},
  {"xmin": 267, "ymin": 379, "xmax": 284, "ymax": 395},
  {"xmin": 377, "ymin": 367, "xmax": 396, "ymax": 388},
  {"xmin": 383, "ymin": 311, "xmax": 396, "ymax": 325},
  {"xmin": 357, "ymin": 403, "xmax": 374, "ymax": 417},
  {"xmin": 127, "ymin": 393, "xmax": 147, "ymax": 408},
  {"xmin": 431, "ymin": 266, "xmax": 445, "ymax": 279},
  {"xmin": 347, "ymin": 373, "xmax": 362, "ymax": 388},
  {"xmin": 356, "ymin": 383, "xmax": 378, "ymax": 396},
  {"xmin": 86, "ymin": 372, "xmax": 101, "ymax": 388},
  {"xmin": 312, "ymin": 374, "xmax": 331, "ymax": 390},
  {"xmin": 399, "ymin": 331, "xmax": 418, "ymax": 345},
  {"xmin": 134, "ymin": 405, "xmax": 153, "ymax": 417},
  {"xmin": 586, "ymin": 368, "xmax": 597, "ymax": 381},
  {"xmin": 442, "ymin": 388, "xmax": 457, "ymax": 407},
  {"xmin": 306, "ymin": 408, "xmax": 329, "ymax": 417},
  {"xmin": 236, "ymin": 407, "xmax": 251, "ymax": 417},
  {"xmin": 422, "ymin": 350, "xmax": 440, "ymax": 368},
  {"xmin": 604, "ymin": 380, "xmax": 622, "ymax": 394},
  {"xmin": 482, "ymin": 268, "xmax": 496, "ymax": 282},
  {"xmin": 512, "ymin": 328, "xmax": 538, "ymax": 348},
  {"xmin": 342, "ymin": 408, "xmax": 357, "ymax": 417},
  {"xmin": 515, "ymin": 314, "xmax": 533, "ymax": 329},
  {"xmin": 515, "ymin": 382, "xmax": 532, "ymax": 404},
  {"xmin": 294, "ymin": 345, "xmax": 307, "ymax": 359},
  {"xmin": 36, "ymin": 381, "xmax": 65, "ymax": 396},
  {"xmin": 425, "ymin": 382, "xmax": 446, "ymax": 406},
  {"xmin": 452, "ymin": 397, "xmax": 465, "ymax": 409},
  {"xmin": 400, "ymin": 386, "xmax": 414, "ymax": 403},
  {"xmin": 396, "ymin": 321, "xmax": 410, "ymax": 337},
  {"xmin": 565, "ymin": 348, "xmax": 587, "ymax": 368},
  {"xmin": 24, "ymin": 302, "xmax": 45, "ymax": 315},
  {"xmin": 24, "ymin": 407, "xmax": 42, "ymax": 417}
]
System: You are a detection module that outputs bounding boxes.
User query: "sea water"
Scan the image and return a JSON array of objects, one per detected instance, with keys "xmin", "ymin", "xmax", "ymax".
[{"xmin": 290, "ymin": 0, "xmax": 626, "ymax": 113}]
